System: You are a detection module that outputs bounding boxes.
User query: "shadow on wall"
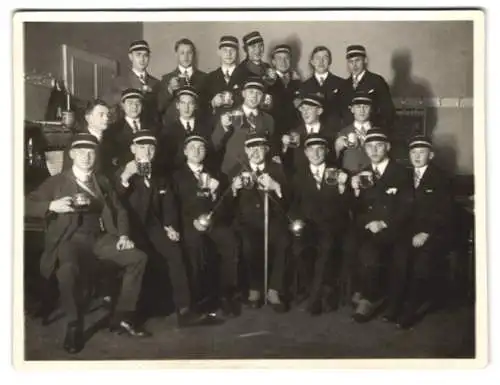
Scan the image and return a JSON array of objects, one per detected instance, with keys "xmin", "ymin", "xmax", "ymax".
[
  {"xmin": 267, "ymin": 34, "xmax": 303, "ymax": 76},
  {"xmin": 390, "ymin": 48, "xmax": 438, "ymax": 137},
  {"xmin": 389, "ymin": 48, "xmax": 457, "ymax": 172}
]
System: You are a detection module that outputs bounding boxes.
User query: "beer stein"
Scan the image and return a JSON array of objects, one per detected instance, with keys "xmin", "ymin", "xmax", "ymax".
[
  {"xmin": 72, "ymin": 192, "xmax": 91, "ymax": 209},
  {"xmin": 289, "ymin": 219, "xmax": 306, "ymax": 237},
  {"xmin": 231, "ymin": 110, "xmax": 244, "ymax": 128},
  {"xmin": 222, "ymin": 91, "xmax": 233, "ymax": 106},
  {"xmin": 197, "ymin": 172, "xmax": 211, "ymax": 191},
  {"xmin": 263, "ymin": 68, "xmax": 278, "ymax": 84},
  {"xmin": 61, "ymin": 110, "xmax": 76, "ymax": 130},
  {"xmin": 347, "ymin": 132, "xmax": 358, "ymax": 148},
  {"xmin": 263, "ymin": 93, "xmax": 273, "ymax": 108},
  {"xmin": 359, "ymin": 172, "xmax": 374, "ymax": 189},
  {"xmin": 241, "ymin": 172, "xmax": 255, "ymax": 190},
  {"xmin": 324, "ymin": 168, "xmax": 340, "ymax": 186},
  {"xmin": 288, "ymin": 131, "xmax": 301, "ymax": 149},
  {"xmin": 136, "ymin": 159, "xmax": 152, "ymax": 177}
]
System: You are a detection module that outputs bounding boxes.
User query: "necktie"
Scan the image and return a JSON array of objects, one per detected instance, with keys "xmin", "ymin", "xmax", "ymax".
[
  {"xmin": 282, "ymin": 73, "xmax": 290, "ymax": 87},
  {"xmin": 224, "ymin": 70, "xmax": 230, "ymax": 84},
  {"xmin": 144, "ymin": 176, "xmax": 150, "ymax": 188},
  {"xmin": 132, "ymin": 120, "xmax": 139, "ymax": 133},
  {"xmin": 353, "ymin": 75, "xmax": 359, "ymax": 89},
  {"xmin": 186, "ymin": 121, "xmax": 192, "ymax": 132},
  {"xmin": 414, "ymin": 169, "xmax": 421, "ymax": 188},
  {"xmin": 373, "ymin": 166, "xmax": 381, "ymax": 180},
  {"xmin": 247, "ymin": 113, "xmax": 256, "ymax": 128},
  {"xmin": 313, "ymin": 168, "xmax": 322, "ymax": 189},
  {"xmin": 139, "ymin": 73, "xmax": 146, "ymax": 84},
  {"xmin": 318, "ymin": 76, "xmax": 324, "ymax": 86}
]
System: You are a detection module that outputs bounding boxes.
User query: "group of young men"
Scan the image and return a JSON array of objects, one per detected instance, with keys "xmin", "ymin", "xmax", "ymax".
[{"xmin": 25, "ymin": 31, "xmax": 454, "ymax": 354}]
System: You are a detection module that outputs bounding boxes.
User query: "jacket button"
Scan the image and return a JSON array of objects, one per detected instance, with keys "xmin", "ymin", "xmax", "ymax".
[{"xmin": 256, "ymin": 204, "xmax": 261, "ymax": 208}]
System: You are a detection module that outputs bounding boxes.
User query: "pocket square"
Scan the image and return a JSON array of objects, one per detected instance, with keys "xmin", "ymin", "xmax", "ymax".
[
  {"xmin": 159, "ymin": 189, "xmax": 167, "ymax": 195},
  {"xmin": 425, "ymin": 189, "xmax": 434, "ymax": 193},
  {"xmin": 333, "ymin": 88, "xmax": 339, "ymax": 94},
  {"xmin": 386, "ymin": 187, "xmax": 398, "ymax": 195},
  {"xmin": 368, "ymin": 89, "xmax": 375, "ymax": 94}
]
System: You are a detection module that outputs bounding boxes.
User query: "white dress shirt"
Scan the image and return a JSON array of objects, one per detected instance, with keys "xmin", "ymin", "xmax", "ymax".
[
  {"xmin": 305, "ymin": 122, "xmax": 321, "ymax": 135},
  {"xmin": 187, "ymin": 162, "xmax": 203, "ymax": 176},
  {"xmin": 314, "ymin": 72, "xmax": 329, "ymax": 85},
  {"xmin": 371, "ymin": 158, "xmax": 390, "ymax": 177},
  {"xmin": 132, "ymin": 68, "xmax": 147, "ymax": 82},
  {"xmin": 125, "ymin": 117, "xmax": 141, "ymax": 132},
  {"xmin": 310, "ymin": 163, "xmax": 326, "ymax": 180},
  {"xmin": 221, "ymin": 64, "xmax": 236, "ymax": 77},
  {"xmin": 178, "ymin": 66, "xmax": 194, "ymax": 78},
  {"xmin": 242, "ymin": 104, "xmax": 258, "ymax": 118},
  {"xmin": 180, "ymin": 117, "xmax": 195, "ymax": 132},
  {"xmin": 354, "ymin": 120, "xmax": 372, "ymax": 133},
  {"xmin": 249, "ymin": 162, "xmax": 265, "ymax": 173}
]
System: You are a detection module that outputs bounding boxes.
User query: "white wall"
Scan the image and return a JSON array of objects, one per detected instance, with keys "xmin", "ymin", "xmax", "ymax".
[{"xmin": 144, "ymin": 20, "xmax": 474, "ymax": 174}]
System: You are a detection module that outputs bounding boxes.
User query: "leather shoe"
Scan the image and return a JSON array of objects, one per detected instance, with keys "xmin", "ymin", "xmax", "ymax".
[
  {"xmin": 352, "ymin": 298, "xmax": 384, "ymax": 323},
  {"xmin": 110, "ymin": 320, "xmax": 152, "ymax": 337},
  {"xmin": 63, "ymin": 321, "xmax": 84, "ymax": 354},
  {"xmin": 177, "ymin": 310, "xmax": 224, "ymax": 327}
]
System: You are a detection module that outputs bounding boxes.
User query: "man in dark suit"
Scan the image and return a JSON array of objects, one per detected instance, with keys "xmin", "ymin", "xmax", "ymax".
[
  {"xmin": 383, "ymin": 136, "xmax": 453, "ymax": 329},
  {"xmin": 172, "ymin": 134, "xmax": 240, "ymax": 317},
  {"xmin": 107, "ymin": 40, "xmax": 161, "ymax": 126},
  {"xmin": 266, "ymin": 44, "xmax": 302, "ymax": 152},
  {"xmin": 107, "ymin": 88, "xmax": 158, "ymax": 175},
  {"xmin": 62, "ymin": 99, "xmax": 115, "ymax": 176},
  {"xmin": 281, "ymin": 93, "xmax": 337, "ymax": 176},
  {"xmin": 289, "ymin": 134, "xmax": 352, "ymax": 315},
  {"xmin": 349, "ymin": 129, "xmax": 413, "ymax": 323},
  {"xmin": 212, "ymin": 77, "xmax": 275, "ymax": 176},
  {"xmin": 232, "ymin": 31, "xmax": 272, "ymax": 87},
  {"xmin": 157, "ymin": 38, "xmax": 208, "ymax": 125},
  {"xmin": 203, "ymin": 35, "xmax": 242, "ymax": 117},
  {"xmin": 300, "ymin": 46, "xmax": 345, "ymax": 130},
  {"xmin": 230, "ymin": 133, "xmax": 290, "ymax": 312},
  {"xmin": 340, "ymin": 45, "xmax": 396, "ymax": 131},
  {"xmin": 25, "ymin": 134, "xmax": 150, "ymax": 354},
  {"xmin": 156, "ymin": 86, "xmax": 213, "ymax": 174},
  {"xmin": 115, "ymin": 130, "xmax": 218, "ymax": 327}
]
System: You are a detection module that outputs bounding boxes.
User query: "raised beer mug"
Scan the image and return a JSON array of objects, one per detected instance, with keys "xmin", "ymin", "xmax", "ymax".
[
  {"xmin": 136, "ymin": 159, "xmax": 152, "ymax": 177},
  {"xmin": 359, "ymin": 172, "xmax": 374, "ymax": 189},
  {"xmin": 324, "ymin": 168, "xmax": 340, "ymax": 186}
]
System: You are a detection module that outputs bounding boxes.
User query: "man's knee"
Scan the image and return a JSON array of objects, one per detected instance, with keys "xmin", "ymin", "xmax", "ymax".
[
  {"xmin": 56, "ymin": 262, "xmax": 79, "ymax": 283},
  {"xmin": 358, "ymin": 243, "xmax": 379, "ymax": 268}
]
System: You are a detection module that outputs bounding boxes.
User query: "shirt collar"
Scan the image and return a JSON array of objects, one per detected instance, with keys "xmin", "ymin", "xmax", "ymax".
[
  {"xmin": 354, "ymin": 70, "xmax": 366, "ymax": 82},
  {"xmin": 72, "ymin": 165, "xmax": 93, "ymax": 182},
  {"xmin": 372, "ymin": 157, "xmax": 390, "ymax": 176},
  {"xmin": 125, "ymin": 116, "xmax": 140, "ymax": 128},
  {"xmin": 250, "ymin": 162, "xmax": 265, "ymax": 172},
  {"xmin": 242, "ymin": 104, "xmax": 258, "ymax": 117},
  {"xmin": 87, "ymin": 126, "xmax": 103, "ymax": 142},
  {"xmin": 315, "ymin": 72, "xmax": 329, "ymax": 82},
  {"xmin": 178, "ymin": 65, "xmax": 193, "ymax": 77},
  {"xmin": 180, "ymin": 117, "xmax": 195, "ymax": 129},
  {"xmin": 187, "ymin": 162, "xmax": 203, "ymax": 174},
  {"xmin": 415, "ymin": 164, "xmax": 428, "ymax": 176},
  {"xmin": 306, "ymin": 122, "xmax": 321, "ymax": 133},
  {"xmin": 221, "ymin": 64, "xmax": 236, "ymax": 75},
  {"xmin": 353, "ymin": 120, "xmax": 371, "ymax": 132},
  {"xmin": 132, "ymin": 68, "xmax": 147, "ymax": 79},
  {"xmin": 310, "ymin": 163, "xmax": 326, "ymax": 175}
]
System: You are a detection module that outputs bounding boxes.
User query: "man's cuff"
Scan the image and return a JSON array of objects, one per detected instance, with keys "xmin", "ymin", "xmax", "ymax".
[{"xmin": 121, "ymin": 178, "xmax": 130, "ymax": 188}]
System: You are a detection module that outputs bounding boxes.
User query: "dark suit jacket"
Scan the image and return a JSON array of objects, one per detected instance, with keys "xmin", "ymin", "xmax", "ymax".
[
  {"xmin": 106, "ymin": 69, "xmax": 161, "ymax": 126},
  {"xmin": 212, "ymin": 107, "xmax": 275, "ymax": 176},
  {"xmin": 106, "ymin": 117, "xmax": 160, "ymax": 174},
  {"xmin": 353, "ymin": 159, "xmax": 413, "ymax": 239},
  {"xmin": 267, "ymin": 74, "xmax": 302, "ymax": 144},
  {"xmin": 232, "ymin": 59, "xmax": 271, "ymax": 86},
  {"xmin": 282, "ymin": 121, "xmax": 338, "ymax": 173},
  {"xmin": 157, "ymin": 68, "xmax": 208, "ymax": 125},
  {"xmin": 340, "ymin": 70, "xmax": 395, "ymax": 130},
  {"xmin": 300, "ymin": 72, "xmax": 345, "ymax": 128},
  {"xmin": 289, "ymin": 164, "xmax": 352, "ymax": 235},
  {"xmin": 156, "ymin": 117, "xmax": 214, "ymax": 173},
  {"xmin": 25, "ymin": 169, "xmax": 128, "ymax": 278},
  {"xmin": 410, "ymin": 163, "xmax": 453, "ymax": 238},
  {"xmin": 230, "ymin": 159, "xmax": 289, "ymax": 228},
  {"xmin": 172, "ymin": 163, "xmax": 231, "ymax": 228},
  {"xmin": 114, "ymin": 167, "xmax": 179, "ymax": 243},
  {"xmin": 203, "ymin": 66, "xmax": 244, "ymax": 114}
]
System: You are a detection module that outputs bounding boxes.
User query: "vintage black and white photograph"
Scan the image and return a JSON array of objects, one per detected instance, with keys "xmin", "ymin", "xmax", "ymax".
[{"xmin": 13, "ymin": 9, "xmax": 486, "ymax": 367}]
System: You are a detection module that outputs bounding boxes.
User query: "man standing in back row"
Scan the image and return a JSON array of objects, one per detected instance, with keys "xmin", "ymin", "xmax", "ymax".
[{"xmin": 341, "ymin": 45, "xmax": 395, "ymax": 131}]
